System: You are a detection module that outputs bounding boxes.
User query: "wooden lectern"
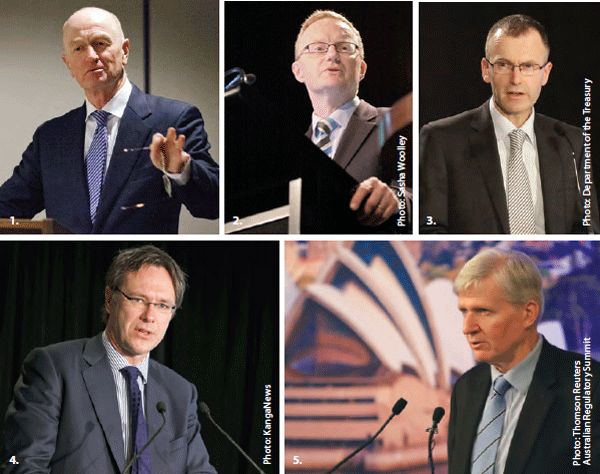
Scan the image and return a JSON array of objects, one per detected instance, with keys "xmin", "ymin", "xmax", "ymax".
[{"xmin": 0, "ymin": 218, "xmax": 72, "ymax": 234}]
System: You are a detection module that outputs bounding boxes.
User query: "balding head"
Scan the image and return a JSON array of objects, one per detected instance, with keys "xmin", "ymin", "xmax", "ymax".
[{"xmin": 63, "ymin": 7, "xmax": 124, "ymax": 52}]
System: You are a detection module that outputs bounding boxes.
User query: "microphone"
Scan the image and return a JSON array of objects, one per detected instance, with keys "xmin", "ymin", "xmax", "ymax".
[
  {"xmin": 554, "ymin": 123, "xmax": 581, "ymax": 193},
  {"xmin": 426, "ymin": 407, "xmax": 445, "ymax": 474},
  {"xmin": 121, "ymin": 402, "xmax": 167, "ymax": 474},
  {"xmin": 324, "ymin": 398, "xmax": 408, "ymax": 474},
  {"xmin": 199, "ymin": 402, "xmax": 267, "ymax": 474}
]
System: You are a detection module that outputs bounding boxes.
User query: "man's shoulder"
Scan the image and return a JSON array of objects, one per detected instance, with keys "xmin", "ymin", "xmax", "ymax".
[
  {"xmin": 541, "ymin": 339, "xmax": 600, "ymax": 372},
  {"xmin": 421, "ymin": 103, "xmax": 488, "ymax": 135},
  {"xmin": 454, "ymin": 361, "xmax": 489, "ymax": 389},
  {"xmin": 355, "ymin": 99, "xmax": 389, "ymax": 121},
  {"xmin": 35, "ymin": 105, "xmax": 85, "ymax": 133},
  {"xmin": 534, "ymin": 112, "xmax": 582, "ymax": 140},
  {"xmin": 131, "ymin": 85, "xmax": 198, "ymax": 118}
]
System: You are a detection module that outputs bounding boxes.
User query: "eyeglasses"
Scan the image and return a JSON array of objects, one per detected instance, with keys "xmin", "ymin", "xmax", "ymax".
[
  {"xmin": 301, "ymin": 42, "xmax": 359, "ymax": 55},
  {"xmin": 486, "ymin": 58, "xmax": 547, "ymax": 76},
  {"xmin": 116, "ymin": 288, "xmax": 176, "ymax": 315}
]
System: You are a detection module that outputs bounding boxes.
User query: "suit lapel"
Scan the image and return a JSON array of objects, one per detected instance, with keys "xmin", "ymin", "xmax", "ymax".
[
  {"xmin": 455, "ymin": 366, "xmax": 491, "ymax": 474},
  {"xmin": 504, "ymin": 341, "xmax": 557, "ymax": 474},
  {"xmin": 535, "ymin": 116, "xmax": 569, "ymax": 233},
  {"xmin": 470, "ymin": 101, "xmax": 510, "ymax": 233},
  {"xmin": 61, "ymin": 105, "xmax": 94, "ymax": 232},
  {"xmin": 81, "ymin": 335, "xmax": 126, "ymax": 473},
  {"xmin": 333, "ymin": 100, "xmax": 379, "ymax": 170},
  {"xmin": 93, "ymin": 85, "xmax": 153, "ymax": 232},
  {"xmin": 146, "ymin": 361, "xmax": 173, "ymax": 474}
]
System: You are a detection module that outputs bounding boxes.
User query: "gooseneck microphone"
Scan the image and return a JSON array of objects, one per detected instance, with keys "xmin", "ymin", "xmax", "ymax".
[
  {"xmin": 324, "ymin": 398, "xmax": 408, "ymax": 474},
  {"xmin": 199, "ymin": 402, "xmax": 267, "ymax": 474},
  {"xmin": 426, "ymin": 407, "xmax": 445, "ymax": 474},
  {"xmin": 121, "ymin": 402, "xmax": 167, "ymax": 474}
]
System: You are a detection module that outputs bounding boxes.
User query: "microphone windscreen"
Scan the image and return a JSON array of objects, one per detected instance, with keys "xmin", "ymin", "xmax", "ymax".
[
  {"xmin": 392, "ymin": 398, "xmax": 408, "ymax": 415},
  {"xmin": 156, "ymin": 401, "xmax": 167, "ymax": 414},
  {"xmin": 433, "ymin": 407, "xmax": 445, "ymax": 423},
  {"xmin": 199, "ymin": 401, "xmax": 211, "ymax": 416}
]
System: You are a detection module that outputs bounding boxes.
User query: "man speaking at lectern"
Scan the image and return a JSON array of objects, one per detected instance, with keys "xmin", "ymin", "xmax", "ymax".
[
  {"xmin": 292, "ymin": 10, "xmax": 399, "ymax": 228},
  {"xmin": 449, "ymin": 248, "xmax": 599, "ymax": 474},
  {"xmin": 420, "ymin": 14, "xmax": 598, "ymax": 234},
  {"xmin": 0, "ymin": 7, "xmax": 219, "ymax": 234},
  {"xmin": 3, "ymin": 245, "xmax": 217, "ymax": 473}
]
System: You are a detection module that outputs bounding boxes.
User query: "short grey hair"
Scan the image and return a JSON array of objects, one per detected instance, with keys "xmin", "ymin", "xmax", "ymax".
[
  {"xmin": 102, "ymin": 245, "xmax": 187, "ymax": 323},
  {"xmin": 453, "ymin": 248, "xmax": 543, "ymax": 313}
]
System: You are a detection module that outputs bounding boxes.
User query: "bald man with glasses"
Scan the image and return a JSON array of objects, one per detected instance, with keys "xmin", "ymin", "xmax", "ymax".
[{"xmin": 420, "ymin": 14, "xmax": 598, "ymax": 234}]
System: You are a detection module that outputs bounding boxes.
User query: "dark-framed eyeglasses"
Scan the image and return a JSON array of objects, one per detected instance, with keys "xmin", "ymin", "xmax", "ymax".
[
  {"xmin": 301, "ymin": 42, "xmax": 359, "ymax": 55},
  {"xmin": 485, "ymin": 58, "xmax": 548, "ymax": 76},
  {"xmin": 116, "ymin": 288, "xmax": 176, "ymax": 315}
]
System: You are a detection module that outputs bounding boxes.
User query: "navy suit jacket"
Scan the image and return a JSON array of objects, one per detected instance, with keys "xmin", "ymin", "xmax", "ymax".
[
  {"xmin": 420, "ymin": 100, "xmax": 599, "ymax": 234},
  {"xmin": 4, "ymin": 334, "xmax": 217, "ymax": 474},
  {"xmin": 0, "ymin": 84, "xmax": 219, "ymax": 234},
  {"xmin": 448, "ymin": 339, "xmax": 599, "ymax": 474}
]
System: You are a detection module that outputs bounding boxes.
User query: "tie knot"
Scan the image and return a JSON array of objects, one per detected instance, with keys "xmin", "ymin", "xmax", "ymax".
[
  {"xmin": 120, "ymin": 365, "xmax": 142, "ymax": 382},
  {"xmin": 91, "ymin": 109, "xmax": 109, "ymax": 127},
  {"xmin": 509, "ymin": 128, "xmax": 526, "ymax": 148},
  {"xmin": 316, "ymin": 118, "xmax": 337, "ymax": 138},
  {"xmin": 493, "ymin": 375, "xmax": 511, "ymax": 396}
]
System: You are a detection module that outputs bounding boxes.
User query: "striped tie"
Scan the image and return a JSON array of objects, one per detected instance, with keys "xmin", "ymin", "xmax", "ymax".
[
  {"xmin": 507, "ymin": 128, "xmax": 536, "ymax": 234},
  {"xmin": 315, "ymin": 118, "xmax": 338, "ymax": 157},
  {"xmin": 471, "ymin": 375, "xmax": 512, "ymax": 474},
  {"xmin": 86, "ymin": 110, "xmax": 109, "ymax": 223},
  {"xmin": 120, "ymin": 366, "xmax": 153, "ymax": 474}
]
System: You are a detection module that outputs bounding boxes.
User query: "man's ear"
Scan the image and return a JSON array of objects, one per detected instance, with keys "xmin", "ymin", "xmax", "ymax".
[
  {"xmin": 358, "ymin": 60, "xmax": 367, "ymax": 81},
  {"xmin": 481, "ymin": 57, "xmax": 491, "ymax": 83},
  {"xmin": 105, "ymin": 286, "xmax": 113, "ymax": 316},
  {"xmin": 292, "ymin": 61, "xmax": 304, "ymax": 83}
]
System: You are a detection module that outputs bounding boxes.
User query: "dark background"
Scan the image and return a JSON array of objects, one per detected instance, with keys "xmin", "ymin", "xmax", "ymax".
[
  {"xmin": 0, "ymin": 241, "xmax": 279, "ymax": 473},
  {"xmin": 225, "ymin": 2, "xmax": 413, "ymax": 224},
  {"xmin": 226, "ymin": 1, "xmax": 412, "ymax": 132}
]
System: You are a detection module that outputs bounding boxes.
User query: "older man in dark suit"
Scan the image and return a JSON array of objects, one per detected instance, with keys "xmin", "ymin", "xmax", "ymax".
[
  {"xmin": 4, "ymin": 246, "xmax": 217, "ymax": 473},
  {"xmin": 449, "ymin": 248, "xmax": 599, "ymax": 474},
  {"xmin": 292, "ymin": 10, "xmax": 399, "ymax": 228},
  {"xmin": 420, "ymin": 14, "xmax": 598, "ymax": 234},
  {"xmin": 0, "ymin": 7, "xmax": 218, "ymax": 234}
]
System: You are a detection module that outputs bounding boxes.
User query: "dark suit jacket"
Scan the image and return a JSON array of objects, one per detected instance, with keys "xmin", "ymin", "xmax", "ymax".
[
  {"xmin": 0, "ymin": 84, "xmax": 219, "ymax": 234},
  {"xmin": 3, "ymin": 334, "xmax": 217, "ymax": 474},
  {"xmin": 306, "ymin": 100, "xmax": 389, "ymax": 183},
  {"xmin": 448, "ymin": 339, "xmax": 600, "ymax": 474},
  {"xmin": 419, "ymin": 100, "xmax": 599, "ymax": 234}
]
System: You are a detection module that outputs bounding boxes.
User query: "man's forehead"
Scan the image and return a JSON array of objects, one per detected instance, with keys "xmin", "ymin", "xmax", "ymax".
[
  {"xmin": 488, "ymin": 29, "xmax": 547, "ymax": 58},
  {"xmin": 303, "ymin": 18, "xmax": 356, "ymax": 40}
]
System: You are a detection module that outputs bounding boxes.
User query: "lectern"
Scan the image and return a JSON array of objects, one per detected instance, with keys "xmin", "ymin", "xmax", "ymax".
[{"xmin": 0, "ymin": 218, "xmax": 72, "ymax": 234}]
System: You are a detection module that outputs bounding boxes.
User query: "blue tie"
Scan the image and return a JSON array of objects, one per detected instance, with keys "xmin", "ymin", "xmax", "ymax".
[
  {"xmin": 120, "ymin": 366, "xmax": 153, "ymax": 474},
  {"xmin": 471, "ymin": 375, "xmax": 512, "ymax": 474},
  {"xmin": 86, "ymin": 110, "xmax": 109, "ymax": 223},
  {"xmin": 315, "ymin": 118, "xmax": 338, "ymax": 157}
]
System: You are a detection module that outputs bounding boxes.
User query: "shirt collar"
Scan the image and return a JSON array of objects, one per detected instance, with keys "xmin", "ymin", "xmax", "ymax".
[
  {"xmin": 85, "ymin": 78, "xmax": 133, "ymax": 120},
  {"xmin": 312, "ymin": 96, "xmax": 360, "ymax": 137},
  {"xmin": 490, "ymin": 334, "xmax": 543, "ymax": 394},
  {"xmin": 102, "ymin": 329, "xmax": 149, "ymax": 383},
  {"xmin": 489, "ymin": 97, "xmax": 536, "ymax": 145}
]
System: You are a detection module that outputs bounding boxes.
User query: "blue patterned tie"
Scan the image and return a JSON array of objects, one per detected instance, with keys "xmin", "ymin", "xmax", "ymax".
[
  {"xmin": 120, "ymin": 366, "xmax": 153, "ymax": 474},
  {"xmin": 86, "ymin": 110, "xmax": 109, "ymax": 223},
  {"xmin": 471, "ymin": 375, "xmax": 512, "ymax": 474},
  {"xmin": 315, "ymin": 118, "xmax": 338, "ymax": 157}
]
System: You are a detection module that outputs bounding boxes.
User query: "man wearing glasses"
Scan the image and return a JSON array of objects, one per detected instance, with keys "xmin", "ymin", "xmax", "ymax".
[
  {"xmin": 4, "ymin": 245, "xmax": 217, "ymax": 473},
  {"xmin": 420, "ymin": 14, "xmax": 598, "ymax": 234},
  {"xmin": 292, "ymin": 10, "xmax": 399, "ymax": 228}
]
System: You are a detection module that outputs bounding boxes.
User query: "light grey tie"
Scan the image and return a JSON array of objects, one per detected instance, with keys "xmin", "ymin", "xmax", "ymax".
[
  {"xmin": 471, "ymin": 375, "xmax": 512, "ymax": 474},
  {"xmin": 507, "ymin": 128, "xmax": 536, "ymax": 234},
  {"xmin": 315, "ymin": 118, "xmax": 338, "ymax": 157}
]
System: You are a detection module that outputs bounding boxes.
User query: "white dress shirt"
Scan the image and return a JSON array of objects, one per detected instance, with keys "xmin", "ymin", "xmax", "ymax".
[
  {"xmin": 489, "ymin": 98, "xmax": 546, "ymax": 233},
  {"xmin": 311, "ymin": 96, "xmax": 360, "ymax": 158}
]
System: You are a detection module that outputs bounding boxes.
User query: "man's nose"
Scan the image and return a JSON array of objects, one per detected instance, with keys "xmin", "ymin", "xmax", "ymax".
[
  {"xmin": 462, "ymin": 312, "xmax": 478, "ymax": 334},
  {"xmin": 509, "ymin": 65, "xmax": 523, "ymax": 84},
  {"xmin": 85, "ymin": 45, "xmax": 100, "ymax": 60},
  {"xmin": 324, "ymin": 44, "xmax": 340, "ymax": 60}
]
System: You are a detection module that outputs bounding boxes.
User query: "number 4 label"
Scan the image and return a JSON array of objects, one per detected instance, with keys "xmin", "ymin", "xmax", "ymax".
[{"xmin": 9, "ymin": 455, "xmax": 19, "ymax": 464}]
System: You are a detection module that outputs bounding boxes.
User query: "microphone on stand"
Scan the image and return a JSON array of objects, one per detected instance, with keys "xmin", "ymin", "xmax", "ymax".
[
  {"xmin": 199, "ymin": 402, "xmax": 267, "ymax": 474},
  {"xmin": 121, "ymin": 402, "xmax": 167, "ymax": 474},
  {"xmin": 426, "ymin": 407, "xmax": 445, "ymax": 474},
  {"xmin": 324, "ymin": 398, "xmax": 408, "ymax": 474}
]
